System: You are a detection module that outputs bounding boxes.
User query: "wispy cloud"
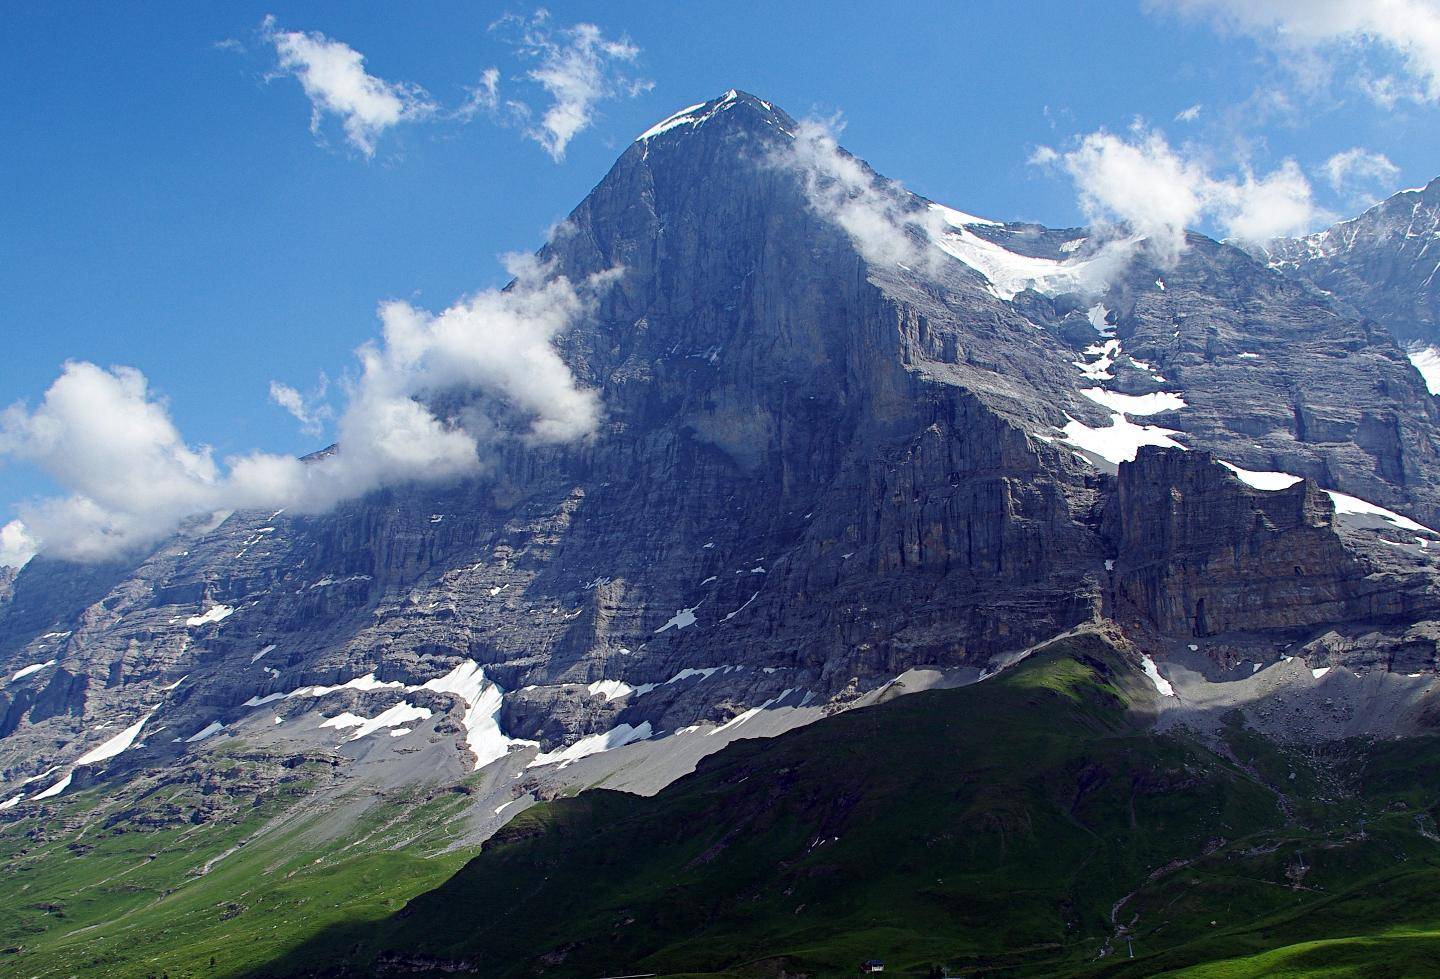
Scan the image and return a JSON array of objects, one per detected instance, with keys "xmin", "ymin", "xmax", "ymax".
[
  {"xmin": 1151, "ymin": 0, "xmax": 1440, "ymax": 104},
  {"xmin": 268, "ymin": 377, "xmax": 332, "ymax": 437},
  {"xmin": 491, "ymin": 11, "xmax": 651, "ymax": 161},
  {"xmin": 1174, "ymin": 103, "xmax": 1203, "ymax": 122},
  {"xmin": 779, "ymin": 116, "xmax": 931, "ymax": 269},
  {"xmin": 261, "ymin": 15, "xmax": 437, "ymax": 157},
  {"xmin": 455, "ymin": 66, "xmax": 502, "ymax": 122},
  {"xmin": 1321, "ymin": 146, "xmax": 1400, "ymax": 201},
  {"xmin": 253, "ymin": 11, "xmax": 645, "ymax": 163},
  {"xmin": 1, "ymin": 253, "xmax": 620, "ymax": 564}
]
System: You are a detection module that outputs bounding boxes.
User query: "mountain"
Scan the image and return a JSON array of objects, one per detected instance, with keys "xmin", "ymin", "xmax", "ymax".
[
  {"xmin": 1252, "ymin": 177, "xmax": 1440, "ymax": 381},
  {"xmin": 2, "ymin": 91, "xmax": 1440, "ymax": 977}
]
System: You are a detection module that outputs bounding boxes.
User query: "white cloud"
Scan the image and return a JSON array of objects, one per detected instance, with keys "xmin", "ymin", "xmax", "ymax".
[
  {"xmin": 1321, "ymin": 147, "xmax": 1400, "ymax": 194},
  {"xmin": 1, "ymin": 256, "xmax": 617, "ymax": 564},
  {"xmin": 1056, "ymin": 129, "xmax": 1210, "ymax": 265},
  {"xmin": 262, "ymin": 16, "xmax": 436, "ymax": 157},
  {"xmin": 1175, "ymin": 103, "xmax": 1203, "ymax": 122},
  {"xmin": 0, "ymin": 363, "xmax": 222, "ymax": 560},
  {"xmin": 779, "ymin": 117, "xmax": 929, "ymax": 269},
  {"xmin": 1028, "ymin": 144, "xmax": 1060, "ymax": 166},
  {"xmin": 1153, "ymin": 0, "xmax": 1440, "ymax": 103},
  {"xmin": 492, "ymin": 11, "xmax": 650, "ymax": 161},
  {"xmin": 268, "ymin": 378, "xmax": 330, "ymax": 437},
  {"xmin": 0, "ymin": 520, "xmax": 37, "ymax": 570},
  {"xmin": 456, "ymin": 67, "xmax": 502, "ymax": 121},
  {"xmin": 1039, "ymin": 125, "xmax": 1328, "ymax": 263},
  {"xmin": 1214, "ymin": 158, "xmax": 1325, "ymax": 240}
]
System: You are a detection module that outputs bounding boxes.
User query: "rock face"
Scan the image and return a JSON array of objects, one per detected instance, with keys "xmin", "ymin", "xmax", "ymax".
[
  {"xmin": 3, "ymin": 91, "xmax": 1440, "ymax": 821},
  {"xmin": 1253, "ymin": 177, "xmax": 1440, "ymax": 347},
  {"xmin": 1110, "ymin": 447, "xmax": 1440, "ymax": 662}
]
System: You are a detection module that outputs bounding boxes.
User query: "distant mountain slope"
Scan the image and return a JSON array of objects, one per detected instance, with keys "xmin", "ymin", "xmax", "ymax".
[
  {"xmin": 1252, "ymin": 177, "xmax": 1440, "ymax": 355},
  {"xmin": 250, "ymin": 629, "xmax": 1440, "ymax": 979}
]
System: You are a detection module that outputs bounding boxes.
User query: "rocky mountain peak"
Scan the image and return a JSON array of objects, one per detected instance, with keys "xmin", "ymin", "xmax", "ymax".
[
  {"xmin": 1249, "ymin": 174, "xmax": 1440, "ymax": 347},
  {"xmin": 631, "ymin": 89, "xmax": 797, "ymax": 147}
]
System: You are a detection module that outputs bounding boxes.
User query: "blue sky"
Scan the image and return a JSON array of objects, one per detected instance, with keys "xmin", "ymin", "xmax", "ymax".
[{"xmin": 3, "ymin": 1, "xmax": 1439, "ymax": 564}]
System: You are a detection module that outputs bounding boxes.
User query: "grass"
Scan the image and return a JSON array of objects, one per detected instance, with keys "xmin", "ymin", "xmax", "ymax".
[
  {"xmin": 8, "ymin": 631, "xmax": 1439, "ymax": 978},
  {"xmin": 0, "ymin": 752, "xmax": 485, "ymax": 978}
]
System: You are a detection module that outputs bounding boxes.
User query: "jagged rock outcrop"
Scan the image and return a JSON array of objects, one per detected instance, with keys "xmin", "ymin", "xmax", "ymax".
[{"xmin": 1111, "ymin": 447, "xmax": 1440, "ymax": 647}]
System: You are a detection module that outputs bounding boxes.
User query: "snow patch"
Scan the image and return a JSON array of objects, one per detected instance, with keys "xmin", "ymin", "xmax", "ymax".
[
  {"xmin": 930, "ymin": 213, "xmax": 1112, "ymax": 300},
  {"xmin": 1059, "ymin": 413, "xmax": 1184, "ymax": 465},
  {"xmin": 723, "ymin": 591, "xmax": 760, "ymax": 621},
  {"xmin": 1140, "ymin": 654, "xmax": 1176, "ymax": 698},
  {"xmin": 185, "ymin": 721, "xmax": 225, "ymax": 743},
  {"xmin": 75, "ymin": 711, "xmax": 156, "ymax": 766},
  {"xmin": 1086, "ymin": 303, "xmax": 1115, "ymax": 337},
  {"xmin": 321, "ymin": 701, "xmax": 431, "ymax": 740},
  {"xmin": 586, "ymin": 679, "xmax": 634, "ymax": 701},
  {"xmin": 655, "ymin": 605, "xmax": 699, "ymax": 633},
  {"xmin": 31, "ymin": 773, "xmax": 72, "ymax": 800},
  {"xmin": 1074, "ymin": 339, "xmax": 1120, "ymax": 381},
  {"xmin": 251, "ymin": 644, "xmax": 277, "ymax": 663},
  {"xmin": 1409, "ymin": 346, "xmax": 1440, "ymax": 395},
  {"xmin": 422, "ymin": 660, "xmax": 537, "ymax": 770},
  {"xmin": 929, "ymin": 202, "xmax": 1001, "ymax": 229},
  {"xmin": 185, "ymin": 605, "xmax": 234, "ymax": 628},
  {"xmin": 1219, "ymin": 462, "xmax": 1304, "ymax": 491},
  {"xmin": 10, "ymin": 659, "xmax": 56, "ymax": 682},
  {"xmin": 1078, "ymin": 387, "xmax": 1186, "ymax": 416},
  {"xmin": 242, "ymin": 692, "xmax": 286, "ymax": 708},
  {"xmin": 1312, "ymin": 667, "xmax": 1332, "ymax": 679},
  {"xmin": 1325, "ymin": 490, "xmax": 1437, "ymax": 535}
]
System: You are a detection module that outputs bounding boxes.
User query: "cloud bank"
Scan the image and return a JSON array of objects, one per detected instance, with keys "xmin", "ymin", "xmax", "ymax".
[
  {"xmin": 1153, "ymin": 0, "xmax": 1440, "ymax": 104},
  {"xmin": 1, "ymin": 255, "xmax": 617, "ymax": 566}
]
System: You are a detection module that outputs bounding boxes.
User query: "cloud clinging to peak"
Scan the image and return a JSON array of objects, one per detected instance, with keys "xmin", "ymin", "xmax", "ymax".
[
  {"xmin": 262, "ymin": 15, "xmax": 437, "ymax": 156},
  {"xmin": 1033, "ymin": 124, "xmax": 1329, "ymax": 262}
]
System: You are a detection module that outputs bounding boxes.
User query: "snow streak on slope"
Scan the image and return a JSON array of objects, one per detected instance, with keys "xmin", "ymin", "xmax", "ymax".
[
  {"xmin": 1218, "ymin": 463, "xmax": 1303, "ymax": 491},
  {"xmin": 320, "ymin": 701, "xmax": 431, "ymax": 741},
  {"xmin": 527, "ymin": 722, "xmax": 652, "ymax": 769},
  {"xmin": 1140, "ymin": 654, "xmax": 1176, "ymax": 698},
  {"xmin": 75, "ymin": 710, "xmax": 156, "ymax": 765}
]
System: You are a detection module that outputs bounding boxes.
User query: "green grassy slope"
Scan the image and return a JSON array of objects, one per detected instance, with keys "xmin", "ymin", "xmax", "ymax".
[
  {"xmin": 252, "ymin": 631, "xmax": 1440, "ymax": 978},
  {"xmin": 0, "ymin": 747, "xmax": 484, "ymax": 979}
]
